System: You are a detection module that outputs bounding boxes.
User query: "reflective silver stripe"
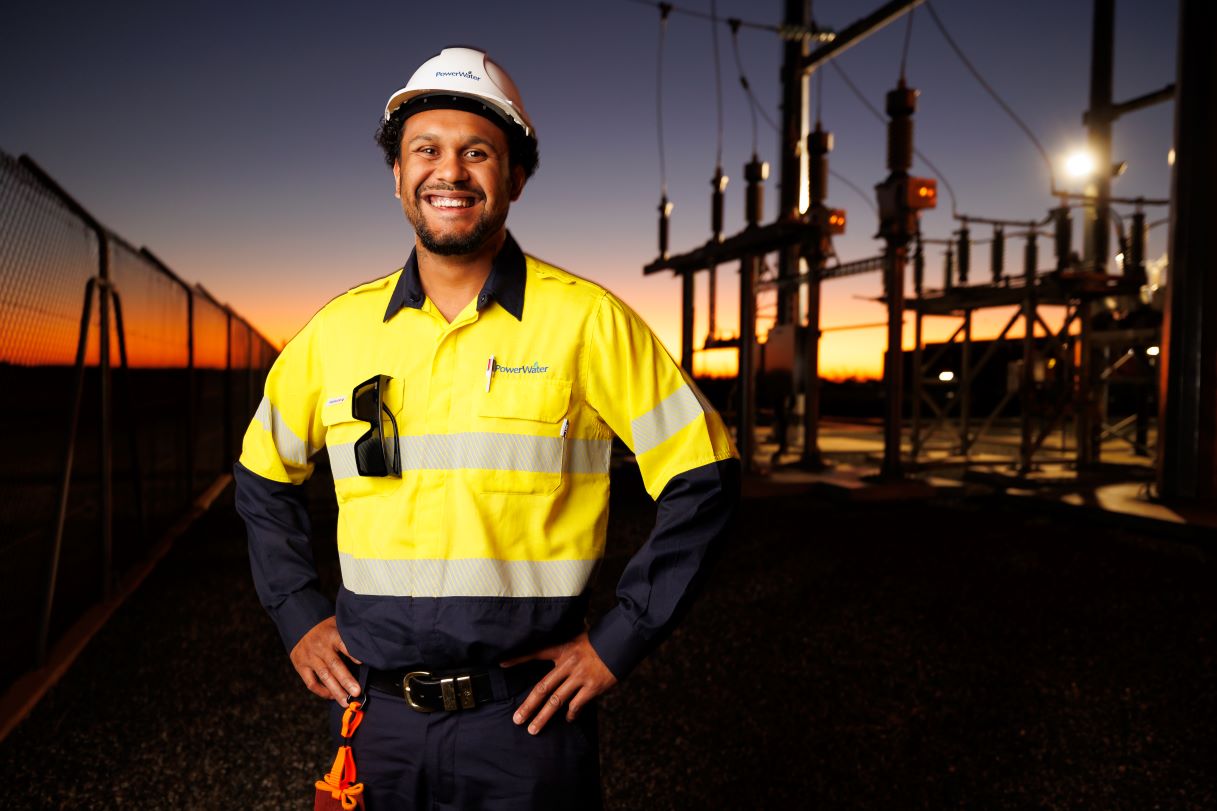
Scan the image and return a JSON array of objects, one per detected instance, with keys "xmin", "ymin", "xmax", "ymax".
[
  {"xmin": 255, "ymin": 396, "xmax": 317, "ymax": 465},
  {"xmin": 327, "ymin": 433, "xmax": 611, "ymax": 481},
  {"xmin": 328, "ymin": 441, "xmax": 361, "ymax": 480},
  {"xmin": 630, "ymin": 383, "xmax": 705, "ymax": 456},
  {"xmin": 339, "ymin": 553, "xmax": 598, "ymax": 598}
]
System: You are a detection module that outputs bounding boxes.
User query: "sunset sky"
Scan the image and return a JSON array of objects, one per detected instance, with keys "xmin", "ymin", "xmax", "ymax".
[{"xmin": 0, "ymin": 0, "xmax": 1178, "ymax": 378}]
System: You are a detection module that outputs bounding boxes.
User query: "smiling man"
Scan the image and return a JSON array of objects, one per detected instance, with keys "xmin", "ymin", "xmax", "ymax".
[{"xmin": 234, "ymin": 47, "xmax": 740, "ymax": 809}]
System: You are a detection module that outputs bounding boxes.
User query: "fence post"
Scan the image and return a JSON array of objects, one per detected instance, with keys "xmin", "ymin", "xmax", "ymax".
[
  {"xmin": 223, "ymin": 309, "xmax": 234, "ymax": 468},
  {"xmin": 38, "ymin": 278, "xmax": 99, "ymax": 664}
]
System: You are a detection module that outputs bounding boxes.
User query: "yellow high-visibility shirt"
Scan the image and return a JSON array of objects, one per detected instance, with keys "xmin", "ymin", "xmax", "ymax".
[{"xmin": 237, "ymin": 233, "xmax": 737, "ymax": 676}]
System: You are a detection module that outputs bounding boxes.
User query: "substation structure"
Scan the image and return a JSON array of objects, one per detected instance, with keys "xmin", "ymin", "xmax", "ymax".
[
  {"xmin": 646, "ymin": 0, "xmax": 941, "ymax": 479},
  {"xmin": 642, "ymin": 0, "xmax": 1216, "ymax": 501},
  {"xmin": 908, "ymin": 231, "xmax": 1159, "ymax": 477}
]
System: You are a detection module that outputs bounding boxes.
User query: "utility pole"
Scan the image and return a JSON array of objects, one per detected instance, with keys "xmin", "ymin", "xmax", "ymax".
[
  {"xmin": 777, "ymin": 0, "xmax": 811, "ymax": 327},
  {"xmin": 875, "ymin": 80, "xmax": 935, "ymax": 480},
  {"xmin": 739, "ymin": 156, "xmax": 769, "ymax": 471},
  {"xmin": 1158, "ymin": 0, "xmax": 1217, "ymax": 500},
  {"xmin": 1084, "ymin": 0, "xmax": 1115, "ymax": 272},
  {"xmin": 801, "ymin": 123, "xmax": 834, "ymax": 469},
  {"xmin": 1077, "ymin": 0, "xmax": 1115, "ymax": 469}
]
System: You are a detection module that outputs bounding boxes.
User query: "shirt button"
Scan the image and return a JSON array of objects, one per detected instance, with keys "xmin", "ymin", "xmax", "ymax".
[{"xmin": 478, "ymin": 294, "xmax": 487, "ymax": 305}]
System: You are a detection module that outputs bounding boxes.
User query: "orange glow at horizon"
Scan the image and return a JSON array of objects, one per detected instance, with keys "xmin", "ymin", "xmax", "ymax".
[
  {"xmin": 0, "ymin": 250, "xmax": 1074, "ymax": 383},
  {"xmin": 636, "ymin": 294, "xmax": 1077, "ymax": 382}
]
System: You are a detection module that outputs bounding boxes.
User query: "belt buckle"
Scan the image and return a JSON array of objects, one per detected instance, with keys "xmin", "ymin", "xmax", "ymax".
[
  {"xmin": 403, "ymin": 671, "xmax": 434, "ymax": 713},
  {"xmin": 403, "ymin": 670, "xmax": 478, "ymax": 713}
]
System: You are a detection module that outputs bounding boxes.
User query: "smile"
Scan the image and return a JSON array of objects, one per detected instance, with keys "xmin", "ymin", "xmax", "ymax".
[{"xmin": 423, "ymin": 194, "xmax": 479, "ymax": 210}]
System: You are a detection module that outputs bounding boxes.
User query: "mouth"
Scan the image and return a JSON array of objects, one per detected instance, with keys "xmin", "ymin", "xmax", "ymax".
[{"xmin": 421, "ymin": 191, "xmax": 480, "ymax": 211}]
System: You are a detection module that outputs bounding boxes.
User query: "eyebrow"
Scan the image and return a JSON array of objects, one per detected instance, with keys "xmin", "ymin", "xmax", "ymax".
[{"xmin": 406, "ymin": 133, "xmax": 501, "ymax": 152}]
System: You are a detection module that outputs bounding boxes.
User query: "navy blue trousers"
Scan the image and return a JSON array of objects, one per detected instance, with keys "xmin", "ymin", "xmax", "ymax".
[{"xmin": 329, "ymin": 668, "xmax": 603, "ymax": 810}]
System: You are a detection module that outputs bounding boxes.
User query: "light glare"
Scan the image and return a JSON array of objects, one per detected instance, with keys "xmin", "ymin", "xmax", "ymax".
[
  {"xmin": 1065, "ymin": 150, "xmax": 1097, "ymax": 179},
  {"xmin": 938, "ymin": 370, "xmax": 955, "ymax": 382}
]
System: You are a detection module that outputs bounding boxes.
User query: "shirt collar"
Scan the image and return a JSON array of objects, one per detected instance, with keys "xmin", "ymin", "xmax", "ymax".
[{"xmin": 383, "ymin": 231, "xmax": 526, "ymax": 323}]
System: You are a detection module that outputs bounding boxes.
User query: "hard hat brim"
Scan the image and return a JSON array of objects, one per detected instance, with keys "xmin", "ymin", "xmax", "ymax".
[{"xmin": 384, "ymin": 89, "xmax": 533, "ymax": 139}]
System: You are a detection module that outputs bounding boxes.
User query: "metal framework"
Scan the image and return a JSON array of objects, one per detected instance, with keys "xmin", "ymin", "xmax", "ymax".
[
  {"xmin": 908, "ymin": 260, "xmax": 1154, "ymax": 475},
  {"xmin": 643, "ymin": 0, "xmax": 1194, "ymax": 491}
]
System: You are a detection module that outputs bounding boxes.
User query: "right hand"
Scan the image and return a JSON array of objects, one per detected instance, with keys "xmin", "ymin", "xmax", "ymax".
[{"xmin": 289, "ymin": 616, "xmax": 362, "ymax": 707}]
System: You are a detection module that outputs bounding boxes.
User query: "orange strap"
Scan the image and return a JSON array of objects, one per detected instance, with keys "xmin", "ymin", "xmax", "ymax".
[
  {"xmin": 314, "ymin": 702, "xmax": 367, "ymax": 810},
  {"xmin": 340, "ymin": 701, "xmax": 364, "ymax": 738},
  {"xmin": 315, "ymin": 745, "xmax": 365, "ymax": 810}
]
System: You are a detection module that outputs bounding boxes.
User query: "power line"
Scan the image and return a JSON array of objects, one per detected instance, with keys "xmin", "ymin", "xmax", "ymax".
[
  {"xmin": 710, "ymin": 0, "xmax": 724, "ymax": 170},
  {"xmin": 622, "ymin": 0, "xmax": 783, "ymax": 35},
  {"xmin": 815, "ymin": 66, "xmax": 823, "ymax": 126},
  {"xmin": 899, "ymin": 6, "xmax": 915, "ymax": 82},
  {"xmin": 827, "ymin": 59, "xmax": 959, "ymax": 216},
  {"xmin": 830, "ymin": 169, "xmax": 879, "ymax": 217},
  {"xmin": 728, "ymin": 19, "xmax": 777, "ymax": 156},
  {"xmin": 923, "ymin": 0, "xmax": 1057, "ymax": 191},
  {"xmin": 656, "ymin": 3, "xmax": 671, "ymax": 198}
]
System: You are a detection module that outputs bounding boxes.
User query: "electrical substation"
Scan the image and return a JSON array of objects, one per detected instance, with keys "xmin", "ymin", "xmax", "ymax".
[{"xmin": 638, "ymin": 0, "xmax": 1216, "ymax": 519}]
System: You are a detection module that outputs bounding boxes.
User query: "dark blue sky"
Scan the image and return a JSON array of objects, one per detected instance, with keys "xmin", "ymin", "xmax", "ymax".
[{"xmin": 0, "ymin": 0, "xmax": 1179, "ymax": 375}]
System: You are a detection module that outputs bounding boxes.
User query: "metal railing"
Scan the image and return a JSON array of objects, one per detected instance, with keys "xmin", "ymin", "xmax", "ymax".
[{"xmin": 0, "ymin": 151, "xmax": 277, "ymax": 695}]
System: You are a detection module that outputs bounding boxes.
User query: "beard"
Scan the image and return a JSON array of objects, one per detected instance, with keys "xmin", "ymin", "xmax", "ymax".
[{"xmin": 406, "ymin": 187, "xmax": 508, "ymax": 257}]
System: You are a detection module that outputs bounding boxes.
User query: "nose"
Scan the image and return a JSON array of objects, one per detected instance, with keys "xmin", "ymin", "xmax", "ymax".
[{"xmin": 434, "ymin": 148, "xmax": 470, "ymax": 184}]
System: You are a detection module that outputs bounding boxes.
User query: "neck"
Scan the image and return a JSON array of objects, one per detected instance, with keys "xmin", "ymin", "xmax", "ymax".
[{"xmin": 415, "ymin": 229, "xmax": 506, "ymax": 319}]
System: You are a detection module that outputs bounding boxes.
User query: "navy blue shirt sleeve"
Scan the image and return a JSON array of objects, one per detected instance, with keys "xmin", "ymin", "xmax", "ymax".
[
  {"xmin": 587, "ymin": 456, "xmax": 741, "ymax": 680},
  {"xmin": 233, "ymin": 461, "xmax": 334, "ymax": 652}
]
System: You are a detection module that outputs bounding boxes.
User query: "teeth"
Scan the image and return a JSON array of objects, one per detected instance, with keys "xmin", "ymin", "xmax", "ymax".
[{"xmin": 429, "ymin": 197, "xmax": 473, "ymax": 208}]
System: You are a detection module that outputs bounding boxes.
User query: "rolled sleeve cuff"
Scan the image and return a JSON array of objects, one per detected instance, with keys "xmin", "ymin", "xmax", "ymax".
[
  {"xmin": 269, "ymin": 589, "xmax": 335, "ymax": 653},
  {"xmin": 588, "ymin": 608, "xmax": 653, "ymax": 681}
]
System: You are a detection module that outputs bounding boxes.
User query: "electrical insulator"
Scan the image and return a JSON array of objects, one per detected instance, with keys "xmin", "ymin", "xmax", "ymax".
[
  {"xmin": 1023, "ymin": 230, "xmax": 1038, "ymax": 281},
  {"xmin": 905, "ymin": 177, "xmax": 937, "ymax": 210},
  {"xmin": 1053, "ymin": 206, "xmax": 1072, "ymax": 271},
  {"xmin": 827, "ymin": 209, "xmax": 846, "ymax": 235},
  {"xmin": 658, "ymin": 195, "xmax": 673, "ymax": 260},
  {"xmin": 711, "ymin": 168, "xmax": 728, "ymax": 243},
  {"xmin": 885, "ymin": 81, "xmax": 917, "ymax": 174},
  {"xmin": 991, "ymin": 226, "xmax": 1005, "ymax": 282},
  {"xmin": 944, "ymin": 245, "xmax": 955, "ymax": 290},
  {"xmin": 744, "ymin": 157, "xmax": 768, "ymax": 227},
  {"xmin": 913, "ymin": 236, "xmax": 925, "ymax": 295},
  {"xmin": 807, "ymin": 127, "xmax": 833, "ymax": 207},
  {"xmin": 957, "ymin": 223, "xmax": 971, "ymax": 284}
]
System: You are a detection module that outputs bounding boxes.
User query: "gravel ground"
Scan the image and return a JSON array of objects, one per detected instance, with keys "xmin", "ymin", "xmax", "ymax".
[{"xmin": 1, "ymin": 462, "xmax": 1213, "ymax": 809}]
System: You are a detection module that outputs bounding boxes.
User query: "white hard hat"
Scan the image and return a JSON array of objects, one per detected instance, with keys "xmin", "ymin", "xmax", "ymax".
[{"xmin": 384, "ymin": 47, "xmax": 535, "ymax": 139}]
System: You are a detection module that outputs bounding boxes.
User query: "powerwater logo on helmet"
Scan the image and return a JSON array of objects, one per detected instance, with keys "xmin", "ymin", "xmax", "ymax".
[{"xmin": 435, "ymin": 70, "xmax": 480, "ymax": 81}]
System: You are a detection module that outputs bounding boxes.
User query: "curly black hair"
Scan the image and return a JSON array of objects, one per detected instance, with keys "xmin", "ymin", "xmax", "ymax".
[{"xmin": 375, "ymin": 97, "xmax": 539, "ymax": 180}]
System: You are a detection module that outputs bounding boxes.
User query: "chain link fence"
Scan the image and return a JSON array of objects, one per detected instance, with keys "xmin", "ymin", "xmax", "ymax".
[{"xmin": 0, "ymin": 151, "xmax": 277, "ymax": 695}]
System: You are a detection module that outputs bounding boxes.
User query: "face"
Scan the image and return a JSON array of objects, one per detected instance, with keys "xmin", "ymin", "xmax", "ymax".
[{"xmin": 393, "ymin": 107, "xmax": 525, "ymax": 257}]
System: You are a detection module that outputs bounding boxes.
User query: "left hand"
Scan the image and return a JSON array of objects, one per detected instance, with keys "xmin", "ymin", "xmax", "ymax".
[{"xmin": 501, "ymin": 631, "xmax": 618, "ymax": 735}]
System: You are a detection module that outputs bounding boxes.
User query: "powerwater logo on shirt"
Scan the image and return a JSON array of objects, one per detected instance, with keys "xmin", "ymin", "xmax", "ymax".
[{"xmin": 494, "ymin": 361, "xmax": 549, "ymax": 374}]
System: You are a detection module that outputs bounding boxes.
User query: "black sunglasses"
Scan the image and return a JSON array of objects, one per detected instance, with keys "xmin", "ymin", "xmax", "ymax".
[{"xmin": 352, "ymin": 374, "xmax": 401, "ymax": 477}]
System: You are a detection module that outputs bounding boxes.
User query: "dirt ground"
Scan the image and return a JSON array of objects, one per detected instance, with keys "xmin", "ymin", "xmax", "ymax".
[{"xmin": 1, "ymin": 461, "xmax": 1213, "ymax": 809}]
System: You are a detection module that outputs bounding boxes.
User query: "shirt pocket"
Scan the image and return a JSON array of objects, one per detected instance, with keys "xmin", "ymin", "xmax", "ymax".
[
  {"xmin": 473, "ymin": 376, "xmax": 572, "ymax": 495},
  {"xmin": 321, "ymin": 380, "xmax": 403, "ymax": 502}
]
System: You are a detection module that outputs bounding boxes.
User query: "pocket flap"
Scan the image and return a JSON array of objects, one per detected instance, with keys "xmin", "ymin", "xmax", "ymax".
[
  {"xmin": 321, "ymin": 377, "xmax": 404, "ymax": 426},
  {"xmin": 478, "ymin": 377, "xmax": 572, "ymax": 424}
]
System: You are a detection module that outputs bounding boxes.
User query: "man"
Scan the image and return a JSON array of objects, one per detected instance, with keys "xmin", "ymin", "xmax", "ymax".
[{"xmin": 235, "ymin": 46, "xmax": 740, "ymax": 809}]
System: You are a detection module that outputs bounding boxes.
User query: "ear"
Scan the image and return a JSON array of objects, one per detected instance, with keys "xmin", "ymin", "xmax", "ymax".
[
  {"xmin": 392, "ymin": 160, "xmax": 402, "ymax": 200},
  {"xmin": 509, "ymin": 165, "xmax": 526, "ymax": 202}
]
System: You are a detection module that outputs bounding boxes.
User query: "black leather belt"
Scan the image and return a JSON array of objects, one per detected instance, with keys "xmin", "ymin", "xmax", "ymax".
[{"xmin": 366, "ymin": 661, "xmax": 550, "ymax": 713}]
